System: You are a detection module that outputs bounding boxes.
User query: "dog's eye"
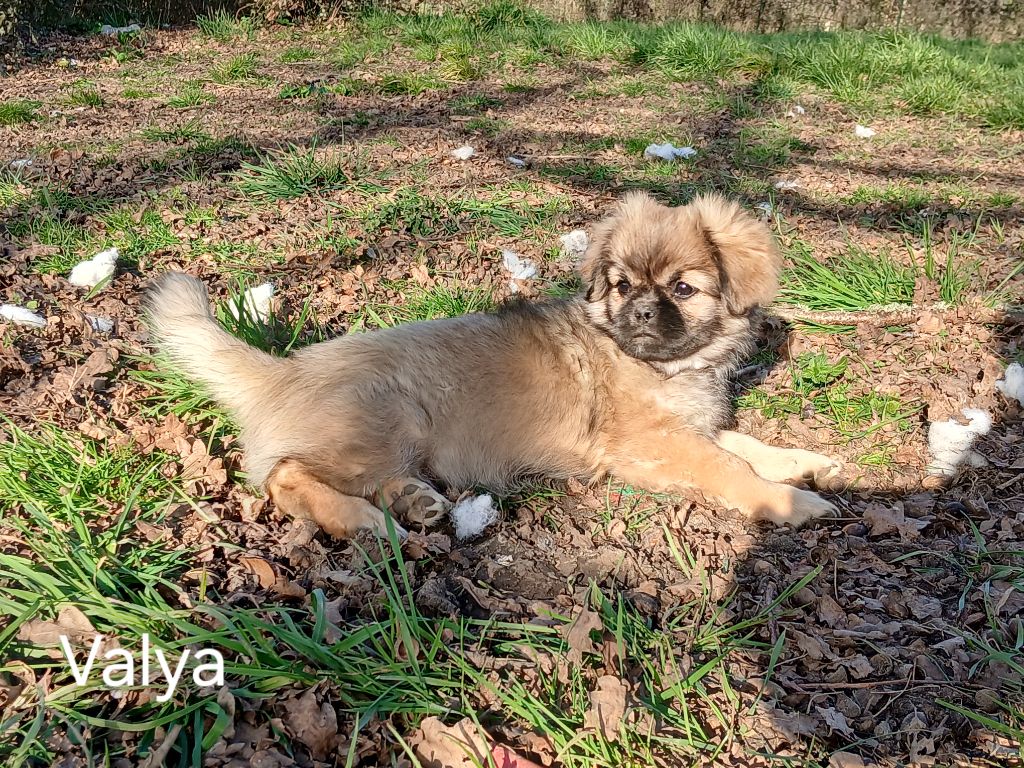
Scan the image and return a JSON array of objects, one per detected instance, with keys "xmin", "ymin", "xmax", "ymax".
[
  {"xmin": 674, "ymin": 281, "xmax": 696, "ymax": 298},
  {"xmin": 616, "ymin": 280, "xmax": 631, "ymax": 296}
]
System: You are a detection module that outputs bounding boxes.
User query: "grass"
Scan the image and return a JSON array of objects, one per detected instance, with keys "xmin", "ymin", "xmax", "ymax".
[
  {"xmin": 196, "ymin": 9, "xmax": 255, "ymax": 42},
  {"xmin": 166, "ymin": 80, "xmax": 213, "ymax": 109},
  {"xmin": 209, "ymin": 53, "xmax": 259, "ymax": 84},
  {"xmin": 778, "ymin": 240, "xmax": 918, "ymax": 310},
  {"xmin": 140, "ymin": 119, "xmax": 211, "ymax": 143},
  {"xmin": 279, "ymin": 45, "xmax": 317, "ymax": 63},
  {"xmin": 0, "ymin": 99, "xmax": 41, "ymax": 126},
  {"xmin": 66, "ymin": 80, "xmax": 104, "ymax": 108},
  {"xmin": 1, "ymin": 433, "xmax": 816, "ymax": 768},
  {"xmin": 737, "ymin": 352, "xmax": 919, "ymax": 438},
  {"xmin": 234, "ymin": 144, "xmax": 356, "ymax": 201},
  {"xmin": 5, "ymin": 213, "xmax": 99, "ymax": 274},
  {"xmin": 353, "ymin": 282, "xmax": 495, "ymax": 330}
]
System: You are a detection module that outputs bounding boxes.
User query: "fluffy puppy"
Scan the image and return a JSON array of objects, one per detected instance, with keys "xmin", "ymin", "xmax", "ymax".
[{"xmin": 146, "ymin": 192, "xmax": 840, "ymax": 538}]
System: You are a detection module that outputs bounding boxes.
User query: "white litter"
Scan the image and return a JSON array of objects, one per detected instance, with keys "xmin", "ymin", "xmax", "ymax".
[
  {"xmin": 854, "ymin": 124, "xmax": 876, "ymax": 138},
  {"xmin": 451, "ymin": 145, "xmax": 475, "ymax": 161},
  {"xmin": 9, "ymin": 158, "xmax": 32, "ymax": 171},
  {"xmin": 502, "ymin": 249, "xmax": 537, "ymax": 280},
  {"xmin": 100, "ymin": 23, "xmax": 141, "ymax": 36},
  {"xmin": 774, "ymin": 180, "xmax": 800, "ymax": 190},
  {"xmin": 0, "ymin": 304, "xmax": 46, "ymax": 328},
  {"xmin": 793, "ymin": 104, "xmax": 806, "ymax": 114},
  {"xmin": 996, "ymin": 363, "xmax": 1024, "ymax": 407},
  {"xmin": 643, "ymin": 143, "xmax": 697, "ymax": 162},
  {"xmin": 506, "ymin": 156, "xmax": 527, "ymax": 168},
  {"xmin": 755, "ymin": 201, "xmax": 774, "ymax": 217},
  {"xmin": 86, "ymin": 315, "xmax": 114, "ymax": 334},
  {"xmin": 559, "ymin": 229, "xmax": 590, "ymax": 259},
  {"xmin": 69, "ymin": 247, "xmax": 118, "ymax": 288},
  {"xmin": 451, "ymin": 494, "xmax": 500, "ymax": 540},
  {"xmin": 227, "ymin": 282, "xmax": 274, "ymax": 323},
  {"xmin": 927, "ymin": 407, "xmax": 992, "ymax": 476}
]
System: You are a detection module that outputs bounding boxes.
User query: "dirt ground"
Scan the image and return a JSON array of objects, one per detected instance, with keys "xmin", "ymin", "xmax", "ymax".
[{"xmin": 2, "ymin": 17, "xmax": 1023, "ymax": 768}]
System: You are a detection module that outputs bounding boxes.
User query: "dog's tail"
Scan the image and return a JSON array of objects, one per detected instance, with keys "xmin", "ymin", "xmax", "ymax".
[{"xmin": 145, "ymin": 273, "xmax": 283, "ymax": 417}]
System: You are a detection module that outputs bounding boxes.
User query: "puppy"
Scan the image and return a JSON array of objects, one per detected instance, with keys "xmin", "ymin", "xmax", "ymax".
[{"xmin": 146, "ymin": 192, "xmax": 839, "ymax": 538}]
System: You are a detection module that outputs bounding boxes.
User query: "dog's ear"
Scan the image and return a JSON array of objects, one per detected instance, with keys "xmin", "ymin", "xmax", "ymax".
[
  {"xmin": 580, "ymin": 192, "xmax": 662, "ymax": 302},
  {"xmin": 689, "ymin": 194, "xmax": 781, "ymax": 315}
]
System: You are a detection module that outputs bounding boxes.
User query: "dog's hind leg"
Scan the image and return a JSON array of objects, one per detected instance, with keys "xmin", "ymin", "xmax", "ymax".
[
  {"xmin": 267, "ymin": 459, "xmax": 407, "ymax": 539},
  {"xmin": 374, "ymin": 479, "xmax": 450, "ymax": 527},
  {"xmin": 716, "ymin": 431, "xmax": 841, "ymax": 485}
]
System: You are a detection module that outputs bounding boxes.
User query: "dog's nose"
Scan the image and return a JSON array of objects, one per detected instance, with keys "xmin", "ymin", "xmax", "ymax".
[{"xmin": 633, "ymin": 306, "xmax": 654, "ymax": 324}]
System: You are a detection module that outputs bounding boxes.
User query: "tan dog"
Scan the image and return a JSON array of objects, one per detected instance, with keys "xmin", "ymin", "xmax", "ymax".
[{"xmin": 147, "ymin": 192, "xmax": 839, "ymax": 538}]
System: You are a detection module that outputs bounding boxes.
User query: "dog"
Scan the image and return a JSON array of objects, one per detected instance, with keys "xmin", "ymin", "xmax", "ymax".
[{"xmin": 146, "ymin": 192, "xmax": 840, "ymax": 539}]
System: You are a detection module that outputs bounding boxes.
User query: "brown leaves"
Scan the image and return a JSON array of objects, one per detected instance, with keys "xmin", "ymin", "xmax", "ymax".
[
  {"xmin": 412, "ymin": 718, "xmax": 543, "ymax": 768},
  {"xmin": 583, "ymin": 675, "xmax": 628, "ymax": 742},
  {"xmin": 283, "ymin": 689, "xmax": 338, "ymax": 761},
  {"xmin": 561, "ymin": 605, "xmax": 603, "ymax": 665}
]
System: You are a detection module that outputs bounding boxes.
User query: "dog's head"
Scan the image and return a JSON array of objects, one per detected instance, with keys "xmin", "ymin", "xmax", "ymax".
[{"xmin": 580, "ymin": 192, "xmax": 780, "ymax": 368}]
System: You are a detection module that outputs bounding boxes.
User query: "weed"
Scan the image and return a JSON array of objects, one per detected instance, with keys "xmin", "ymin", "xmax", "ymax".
[
  {"xmin": 634, "ymin": 24, "xmax": 763, "ymax": 81},
  {"xmin": 0, "ymin": 99, "xmax": 41, "ymax": 126},
  {"xmin": 234, "ymin": 144, "xmax": 356, "ymax": 201},
  {"xmin": 210, "ymin": 53, "xmax": 259, "ymax": 84},
  {"xmin": 196, "ymin": 9, "xmax": 255, "ymax": 42},
  {"xmin": 66, "ymin": 81, "xmax": 104, "ymax": 108},
  {"xmin": 377, "ymin": 72, "xmax": 445, "ymax": 95},
  {"xmin": 280, "ymin": 45, "xmax": 317, "ymax": 63},
  {"xmin": 166, "ymin": 80, "xmax": 213, "ymax": 108},
  {"xmin": 449, "ymin": 94, "xmax": 501, "ymax": 114},
  {"xmin": 779, "ymin": 241, "xmax": 917, "ymax": 310},
  {"xmin": 354, "ymin": 282, "xmax": 495, "ymax": 330},
  {"xmin": 140, "ymin": 119, "xmax": 211, "ymax": 143}
]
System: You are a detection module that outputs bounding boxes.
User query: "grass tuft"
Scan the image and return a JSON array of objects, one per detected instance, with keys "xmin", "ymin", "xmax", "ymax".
[
  {"xmin": 196, "ymin": 9, "xmax": 255, "ymax": 42},
  {"xmin": 779, "ymin": 242, "xmax": 917, "ymax": 310},
  {"xmin": 234, "ymin": 144, "xmax": 351, "ymax": 201},
  {"xmin": 210, "ymin": 53, "xmax": 259, "ymax": 84},
  {"xmin": 0, "ymin": 99, "xmax": 42, "ymax": 126}
]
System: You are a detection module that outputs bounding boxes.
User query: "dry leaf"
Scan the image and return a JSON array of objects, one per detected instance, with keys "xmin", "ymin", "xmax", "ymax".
[
  {"xmin": 413, "ymin": 716, "xmax": 489, "ymax": 768},
  {"xmin": 562, "ymin": 605, "xmax": 602, "ymax": 664},
  {"xmin": 240, "ymin": 557, "xmax": 277, "ymax": 589},
  {"xmin": 583, "ymin": 675, "xmax": 628, "ymax": 742},
  {"xmin": 283, "ymin": 689, "xmax": 338, "ymax": 760}
]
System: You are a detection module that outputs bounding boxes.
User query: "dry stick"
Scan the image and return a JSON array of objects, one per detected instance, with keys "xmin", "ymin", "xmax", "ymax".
[{"xmin": 769, "ymin": 302, "xmax": 1024, "ymax": 326}]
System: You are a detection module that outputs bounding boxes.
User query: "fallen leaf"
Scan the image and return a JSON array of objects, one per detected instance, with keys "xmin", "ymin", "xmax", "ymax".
[
  {"xmin": 283, "ymin": 689, "xmax": 338, "ymax": 760},
  {"xmin": 413, "ymin": 716, "xmax": 489, "ymax": 768},
  {"xmin": 562, "ymin": 605, "xmax": 602, "ymax": 664},
  {"xmin": 583, "ymin": 675, "xmax": 628, "ymax": 742},
  {"xmin": 240, "ymin": 557, "xmax": 277, "ymax": 589}
]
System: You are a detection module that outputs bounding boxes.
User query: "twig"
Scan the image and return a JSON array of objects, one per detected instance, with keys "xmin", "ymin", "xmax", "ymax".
[{"xmin": 769, "ymin": 302, "xmax": 1024, "ymax": 326}]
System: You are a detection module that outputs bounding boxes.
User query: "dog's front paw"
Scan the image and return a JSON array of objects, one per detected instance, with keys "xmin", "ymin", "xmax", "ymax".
[
  {"xmin": 376, "ymin": 479, "xmax": 450, "ymax": 527},
  {"xmin": 763, "ymin": 448, "xmax": 842, "ymax": 485},
  {"xmin": 750, "ymin": 486, "xmax": 838, "ymax": 528}
]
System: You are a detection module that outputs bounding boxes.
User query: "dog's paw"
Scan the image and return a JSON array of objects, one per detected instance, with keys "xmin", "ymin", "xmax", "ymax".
[
  {"xmin": 751, "ymin": 486, "xmax": 838, "ymax": 528},
  {"xmin": 376, "ymin": 479, "xmax": 450, "ymax": 527},
  {"xmin": 759, "ymin": 448, "xmax": 842, "ymax": 485}
]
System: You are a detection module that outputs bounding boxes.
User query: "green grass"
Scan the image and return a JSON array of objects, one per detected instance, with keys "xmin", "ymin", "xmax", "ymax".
[
  {"xmin": 66, "ymin": 80, "xmax": 104, "ymax": 108},
  {"xmin": 166, "ymin": 80, "xmax": 213, "ymax": 109},
  {"xmin": 737, "ymin": 352, "xmax": 919, "ymax": 437},
  {"xmin": 5, "ymin": 213, "xmax": 100, "ymax": 274},
  {"xmin": 210, "ymin": 53, "xmax": 259, "ymax": 84},
  {"xmin": 234, "ymin": 144, "xmax": 356, "ymax": 201},
  {"xmin": 196, "ymin": 9, "xmax": 255, "ymax": 42},
  {"xmin": 377, "ymin": 72, "xmax": 445, "ymax": 95},
  {"xmin": 354, "ymin": 282, "xmax": 495, "ymax": 330},
  {"xmin": 279, "ymin": 45, "xmax": 317, "ymax": 63},
  {"xmin": 449, "ymin": 94, "xmax": 502, "ymax": 114},
  {"xmin": 0, "ymin": 169, "xmax": 30, "ymax": 207},
  {"xmin": 778, "ymin": 241, "xmax": 917, "ymax": 310},
  {"xmin": 140, "ymin": 119, "xmax": 211, "ymax": 143},
  {"xmin": 0, "ymin": 99, "xmax": 42, "ymax": 126}
]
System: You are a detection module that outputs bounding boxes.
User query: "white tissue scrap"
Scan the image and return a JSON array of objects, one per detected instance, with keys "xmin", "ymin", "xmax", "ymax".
[
  {"xmin": 86, "ymin": 315, "xmax": 114, "ymax": 333},
  {"xmin": 559, "ymin": 229, "xmax": 590, "ymax": 259},
  {"xmin": 785, "ymin": 104, "xmax": 806, "ymax": 117},
  {"xmin": 506, "ymin": 156, "xmax": 527, "ymax": 168},
  {"xmin": 0, "ymin": 304, "xmax": 46, "ymax": 328},
  {"xmin": 69, "ymin": 247, "xmax": 118, "ymax": 288},
  {"xmin": 100, "ymin": 23, "xmax": 141, "ymax": 35},
  {"xmin": 996, "ymin": 363, "xmax": 1024, "ymax": 407},
  {"xmin": 643, "ymin": 143, "xmax": 697, "ymax": 162},
  {"xmin": 452, "ymin": 145, "xmax": 475, "ymax": 160},
  {"xmin": 774, "ymin": 180, "xmax": 800, "ymax": 190},
  {"xmin": 451, "ymin": 494, "xmax": 500, "ymax": 540},
  {"xmin": 227, "ymin": 282, "xmax": 274, "ymax": 323},
  {"xmin": 502, "ymin": 249, "xmax": 537, "ymax": 280},
  {"xmin": 9, "ymin": 158, "xmax": 32, "ymax": 171},
  {"xmin": 854, "ymin": 124, "xmax": 877, "ymax": 138},
  {"xmin": 927, "ymin": 407, "xmax": 992, "ymax": 476},
  {"xmin": 755, "ymin": 201, "xmax": 774, "ymax": 217}
]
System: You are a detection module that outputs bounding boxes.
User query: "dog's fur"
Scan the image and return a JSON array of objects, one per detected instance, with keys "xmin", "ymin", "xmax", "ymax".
[{"xmin": 147, "ymin": 192, "xmax": 839, "ymax": 538}]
